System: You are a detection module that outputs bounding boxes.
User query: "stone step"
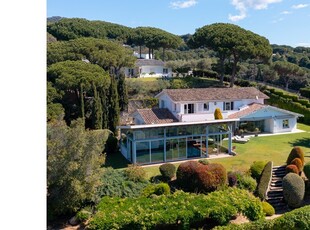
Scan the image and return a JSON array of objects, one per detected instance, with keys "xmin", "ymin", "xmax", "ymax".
[
  {"xmin": 273, "ymin": 169, "xmax": 286, "ymax": 173},
  {"xmin": 268, "ymin": 191, "xmax": 283, "ymax": 196},
  {"xmin": 266, "ymin": 195, "xmax": 283, "ymax": 200},
  {"xmin": 269, "ymin": 187, "xmax": 283, "ymax": 192},
  {"xmin": 272, "ymin": 176, "xmax": 284, "ymax": 180},
  {"xmin": 272, "ymin": 172, "xmax": 286, "ymax": 176}
]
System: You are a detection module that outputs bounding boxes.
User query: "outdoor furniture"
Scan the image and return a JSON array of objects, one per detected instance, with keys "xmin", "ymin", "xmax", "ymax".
[{"xmin": 232, "ymin": 135, "xmax": 250, "ymax": 143}]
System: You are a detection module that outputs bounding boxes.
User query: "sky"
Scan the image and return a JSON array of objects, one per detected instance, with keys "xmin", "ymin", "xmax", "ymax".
[{"xmin": 47, "ymin": 0, "xmax": 310, "ymax": 47}]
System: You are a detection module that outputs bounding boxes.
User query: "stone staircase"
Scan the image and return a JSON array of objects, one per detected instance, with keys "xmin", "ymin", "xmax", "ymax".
[{"xmin": 266, "ymin": 165, "xmax": 288, "ymax": 213}]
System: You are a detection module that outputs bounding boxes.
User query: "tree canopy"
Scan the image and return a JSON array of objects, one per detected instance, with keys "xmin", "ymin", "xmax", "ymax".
[{"xmin": 189, "ymin": 23, "xmax": 272, "ymax": 86}]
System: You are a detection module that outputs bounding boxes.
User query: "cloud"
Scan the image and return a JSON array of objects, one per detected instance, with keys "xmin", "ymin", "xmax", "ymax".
[
  {"xmin": 292, "ymin": 4, "xmax": 309, "ymax": 9},
  {"xmin": 170, "ymin": 0, "xmax": 197, "ymax": 9},
  {"xmin": 296, "ymin": 42, "xmax": 310, "ymax": 47},
  {"xmin": 280, "ymin": 10, "xmax": 291, "ymax": 15},
  {"xmin": 229, "ymin": 0, "xmax": 282, "ymax": 22},
  {"xmin": 272, "ymin": 17, "xmax": 284, "ymax": 23}
]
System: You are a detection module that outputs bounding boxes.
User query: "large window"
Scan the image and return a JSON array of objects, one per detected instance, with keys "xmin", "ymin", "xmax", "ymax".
[
  {"xmin": 283, "ymin": 119, "xmax": 289, "ymax": 129},
  {"xmin": 203, "ymin": 103, "xmax": 209, "ymax": 111},
  {"xmin": 151, "ymin": 140, "xmax": 164, "ymax": 163},
  {"xmin": 136, "ymin": 141, "xmax": 150, "ymax": 164},
  {"xmin": 223, "ymin": 102, "xmax": 234, "ymax": 111},
  {"xmin": 184, "ymin": 104, "xmax": 194, "ymax": 114}
]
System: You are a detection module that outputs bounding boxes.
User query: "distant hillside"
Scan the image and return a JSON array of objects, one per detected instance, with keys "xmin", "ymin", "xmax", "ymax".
[{"xmin": 47, "ymin": 16, "xmax": 63, "ymax": 23}]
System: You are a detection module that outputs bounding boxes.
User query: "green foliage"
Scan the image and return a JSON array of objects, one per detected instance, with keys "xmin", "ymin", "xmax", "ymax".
[
  {"xmin": 104, "ymin": 133, "xmax": 118, "ymax": 154},
  {"xmin": 117, "ymin": 73, "xmax": 128, "ymax": 111},
  {"xmin": 290, "ymin": 158, "xmax": 303, "ymax": 173},
  {"xmin": 227, "ymin": 172, "xmax": 238, "ymax": 187},
  {"xmin": 96, "ymin": 167, "xmax": 149, "ymax": 198},
  {"xmin": 47, "ymin": 119, "xmax": 106, "ymax": 218},
  {"xmin": 142, "ymin": 183, "xmax": 171, "ymax": 197},
  {"xmin": 261, "ymin": 201, "xmax": 275, "ymax": 216},
  {"xmin": 198, "ymin": 158, "xmax": 210, "ymax": 165},
  {"xmin": 124, "ymin": 164, "xmax": 147, "ymax": 182},
  {"xmin": 283, "ymin": 173, "xmax": 305, "ymax": 208},
  {"xmin": 76, "ymin": 207, "xmax": 92, "ymax": 222},
  {"xmin": 213, "ymin": 205, "xmax": 310, "ymax": 230},
  {"xmin": 214, "ymin": 108, "xmax": 223, "ymax": 119},
  {"xmin": 256, "ymin": 161, "xmax": 272, "ymax": 200},
  {"xmin": 88, "ymin": 188, "xmax": 264, "ymax": 229},
  {"xmin": 303, "ymin": 161, "xmax": 310, "ymax": 179},
  {"xmin": 300, "ymin": 87, "xmax": 310, "ymax": 99},
  {"xmin": 235, "ymin": 172, "xmax": 257, "ymax": 192},
  {"xmin": 108, "ymin": 76, "xmax": 120, "ymax": 133},
  {"xmin": 159, "ymin": 163, "xmax": 176, "ymax": 180},
  {"xmin": 250, "ymin": 161, "xmax": 267, "ymax": 182},
  {"xmin": 286, "ymin": 164, "xmax": 299, "ymax": 174},
  {"xmin": 287, "ymin": 146, "xmax": 305, "ymax": 165}
]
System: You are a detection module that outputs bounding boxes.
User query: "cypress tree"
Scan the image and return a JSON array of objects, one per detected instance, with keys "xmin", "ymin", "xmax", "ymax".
[
  {"xmin": 92, "ymin": 83, "xmax": 103, "ymax": 129},
  {"xmin": 108, "ymin": 75, "xmax": 120, "ymax": 133},
  {"xmin": 117, "ymin": 73, "xmax": 128, "ymax": 112},
  {"xmin": 100, "ymin": 87, "xmax": 108, "ymax": 129}
]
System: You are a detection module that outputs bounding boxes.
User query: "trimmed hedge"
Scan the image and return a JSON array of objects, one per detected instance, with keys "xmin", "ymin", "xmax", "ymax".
[
  {"xmin": 300, "ymin": 87, "xmax": 310, "ymax": 99},
  {"xmin": 142, "ymin": 183, "xmax": 170, "ymax": 197},
  {"xmin": 290, "ymin": 158, "xmax": 303, "ymax": 173},
  {"xmin": 304, "ymin": 161, "xmax": 310, "ymax": 180},
  {"xmin": 250, "ymin": 161, "xmax": 267, "ymax": 182},
  {"xmin": 213, "ymin": 205, "xmax": 310, "ymax": 230},
  {"xmin": 256, "ymin": 161, "xmax": 273, "ymax": 200},
  {"xmin": 283, "ymin": 173, "xmax": 305, "ymax": 208},
  {"xmin": 88, "ymin": 188, "xmax": 264, "ymax": 229},
  {"xmin": 159, "ymin": 163, "xmax": 176, "ymax": 180},
  {"xmin": 287, "ymin": 146, "xmax": 305, "ymax": 165},
  {"xmin": 286, "ymin": 164, "xmax": 299, "ymax": 174},
  {"xmin": 228, "ymin": 172, "xmax": 237, "ymax": 187},
  {"xmin": 261, "ymin": 201, "xmax": 275, "ymax": 216},
  {"xmin": 176, "ymin": 160, "xmax": 200, "ymax": 191}
]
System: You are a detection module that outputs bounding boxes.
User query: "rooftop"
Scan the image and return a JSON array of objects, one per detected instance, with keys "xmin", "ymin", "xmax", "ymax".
[
  {"xmin": 228, "ymin": 103, "xmax": 266, "ymax": 119},
  {"xmin": 135, "ymin": 59, "xmax": 165, "ymax": 67},
  {"xmin": 157, "ymin": 87, "xmax": 269, "ymax": 102},
  {"xmin": 135, "ymin": 108, "xmax": 178, "ymax": 124}
]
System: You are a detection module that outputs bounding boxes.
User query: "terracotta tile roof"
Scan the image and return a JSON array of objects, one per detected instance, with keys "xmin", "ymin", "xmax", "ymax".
[
  {"xmin": 228, "ymin": 103, "xmax": 266, "ymax": 119},
  {"xmin": 159, "ymin": 87, "xmax": 269, "ymax": 102},
  {"xmin": 136, "ymin": 59, "xmax": 165, "ymax": 67},
  {"xmin": 136, "ymin": 108, "xmax": 178, "ymax": 124}
]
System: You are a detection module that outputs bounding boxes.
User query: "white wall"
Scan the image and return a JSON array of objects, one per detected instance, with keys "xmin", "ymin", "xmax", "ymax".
[
  {"xmin": 140, "ymin": 66, "xmax": 172, "ymax": 78},
  {"xmin": 273, "ymin": 117, "xmax": 297, "ymax": 133}
]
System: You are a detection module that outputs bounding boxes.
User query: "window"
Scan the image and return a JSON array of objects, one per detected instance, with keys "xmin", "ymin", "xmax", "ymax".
[
  {"xmin": 203, "ymin": 103, "xmax": 209, "ymax": 111},
  {"xmin": 174, "ymin": 103, "xmax": 177, "ymax": 112},
  {"xmin": 161, "ymin": 100, "xmax": 165, "ymax": 108},
  {"xmin": 163, "ymin": 68, "xmax": 168, "ymax": 74},
  {"xmin": 283, "ymin": 119, "xmax": 289, "ymax": 129},
  {"xmin": 223, "ymin": 102, "xmax": 234, "ymax": 111},
  {"xmin": 128, "ymin": 68, "xmax": 134, "ymax": 76},
  {"xmin": 184, "ymin": 104, "xmax": 194, "ymax": 114}
]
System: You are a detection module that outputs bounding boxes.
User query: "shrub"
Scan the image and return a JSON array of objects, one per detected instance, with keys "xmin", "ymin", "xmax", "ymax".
[
  {"xmin": 261, "ymin": 201, "xmax": 275, "ymax": 216},
  {"xmin": 176, "ymin": 161, "xmax": 201, "ymax": 191},
  {"xmin": 198, "ymin": 158, "xmax": 210, "ymax": 165},
  {"xmin": 286, "ymin": 146, "xmax": 305, "ymax": 165},
  {"xmin": 257, "ymin": 161, "xmax": 272, "ymax": 200},
  {"xmin": 195, "ymin": 163, "xmax": 227, "ymax": 193},
  {"xmin": 250, "ymin": 161, "xmax": 267, "ymax": 182},
  {"xmin": 124, "ymin": 164, "xmax": 146, "ymax": 182},
  {"xmin": 286, "ymin": 164, "xmax": 299, "ymax": 174},
  {"xmin": 96, "ymin": 167, "xmax": 149, "ymax": 198},
  {"xmin": 304, "ymin": 161, "xmax": 310, "ymax": 179},
  {"xmin": 159, "ymin": 163, "xmax": 176, "ymax": 180},
  {"xmin": 76, "ymin": 208, "xmax": 92, "ymax": 222},
  {"xmin": 104, "ymin": 133, "xmax": 118, "ymax": 154},
  {"xmin": 214, "ymin": 108, "xmax": 223, "ymax": 119},
  {"xmin": 236, "ymin": 173, "xmax": 257, "ymax": 192},
  {"xmin": 283, "ymin": 173, "xmax": 305, "ymax": 208},
  {"xmin": 142, "ymin": 183, "xmax": 170, "ymax": 197},
  {"xmin": 290, "ymin": 158, "xmax": 303, "ymax": 173},
  {"xmin": 227, "ymin": 172, "xmax": 237, "ymax": 187}
]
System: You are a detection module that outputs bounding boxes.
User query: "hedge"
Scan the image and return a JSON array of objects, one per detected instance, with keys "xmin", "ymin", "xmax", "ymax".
[
  {"xmin": 300, "ymin": 87, "xmax": 310, "ymax": 99},
  {"xmin": 213, "ymin": 205, "xmax": 310, "ymax": 230},
  {"xmin": 261, "ymin": 201, "xmax": 275, "ymax": 216},
  {"xmin": 286, "ymin": 164, "xmax": 299, "ymax": 174},
  {"xmin": 283, "ymin": 173, "xmax": 305, "ymax": 208},
  {"xmin": 159, "ymin": 163, "xmax": 176, "ymax": 180},
  {"xmin": 287, "ymin": 146, "xmax": 305, "ymax": 165},
  {"xmin": 250, "ymin": 161, "xmax": 267, "ymax": 182},
  {"xmin": 290, "ymin": 158, "xmax": 303, "ymax": 173},
  {"xmin": 304, "ymin": 162, "xmax": 310, "ymax": 179},
  {"xmin": 88, "ymin": 188, "xmax": 264, "ymax": 229},
  {"xmin": 256, "ymin": 161, "xmax": 273, "ymax": 200}
]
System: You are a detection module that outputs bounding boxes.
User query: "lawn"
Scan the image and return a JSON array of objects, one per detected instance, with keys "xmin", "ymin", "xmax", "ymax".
[{"xmin": 107, "ymin": 123, "xmax": 310, "ymax": 179}]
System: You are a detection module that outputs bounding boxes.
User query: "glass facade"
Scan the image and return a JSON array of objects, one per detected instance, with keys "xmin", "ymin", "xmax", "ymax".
[{"xmin": 120, "ymin": 122, "xmax": 233, "ymax": 165}]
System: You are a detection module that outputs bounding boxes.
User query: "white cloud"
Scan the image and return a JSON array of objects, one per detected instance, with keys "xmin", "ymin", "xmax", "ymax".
[
  {"xmin": 272, "ymin": 17, "xmax": 284, "ymax": 23},
  {"xmin": 280, "ymin": 10, "xmax": 291, "ymax": 15},
  {"xmin": 292, "ymin": 4, "xmax": 309, "ymax": 9},
  {"xmin": 170, "ymin": 0, "xmax": 197, "ymax": 9},
  {"xmin": 229, "ymin": 0, "xmax": 282, "ymax": 22}
]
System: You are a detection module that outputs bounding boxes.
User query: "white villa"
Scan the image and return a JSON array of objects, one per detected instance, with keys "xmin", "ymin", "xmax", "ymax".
[
  {"xmin": 118, "ymin": 87, "xmax": 303, "ymax": 165},
  {"xmin": 124, "ymin": 59, "xmax": 172, "ymax": 78}
]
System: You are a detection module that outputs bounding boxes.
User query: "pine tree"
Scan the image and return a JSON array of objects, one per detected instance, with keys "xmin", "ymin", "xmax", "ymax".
[
  {"xmin": 117, "ymin": 73, "xmax": 128, "ymax": 112},
  {"xmin": 108, "ymin": 75, "xmax": 120, "ymax": 133}
]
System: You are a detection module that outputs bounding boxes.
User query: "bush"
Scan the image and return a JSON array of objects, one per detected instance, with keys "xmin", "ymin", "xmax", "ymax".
[
  {"xmin": 76, "ymin": 208, "xmax": 92, "ymax": 222},
  {"xmin": 286, "ymin": 164, "xmax": 299, "ymax": 174},
  {"xmin": 142, "ymin": 183, "xmax": 170, "ymax": 197},
  {"xmin": 104, "ymin": 133, "xmax": 118, "ymax": 154},
  {"xmin": 198, "ymin": 158, "xmax": 210, "ymax": 165},
  {"xmin": 286, "ymin": 146, "xmax": 305, "ymax": 165},
  {"xmin": 250, "ymin": 161, "xmax": 267, "ymax": 182},
  {"xmin": 236, "ymin": 173, "xmax": 257, "ymax": 192},
  {"xmin": 159, "ymin": 163, "xmax": 176, "ymax": 180},
  {"xmin": 124, "ymin": 164, "xmax": 146, "ymax": 182},
  {"xmin": 261, "ymin": 201, "xmax": 275, "ymax": 216},
  {"xmin": 257, "ymin": 161, "xmax": 272, "ymax": 200},
  {"xmin": 290, "ymin": 158, "xmax": 303, "ymax": 173},
  {"xmin": 304, "ymin": 161, "xmax": 310, "ymax": 179},
  {"xmin": 283, "ymin": 173, "xmax": 305, "ymax": 208},
  {"xmin": 227, "ymin": 172, "xmax": 237, "ymax": 187},
  {"xmin": 176, "ymin": 161, "xmax": 201, "ymax": 191},
  {"xmin": 195, "ymin": 163, "xmax": 227, "ymax": 193}
]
